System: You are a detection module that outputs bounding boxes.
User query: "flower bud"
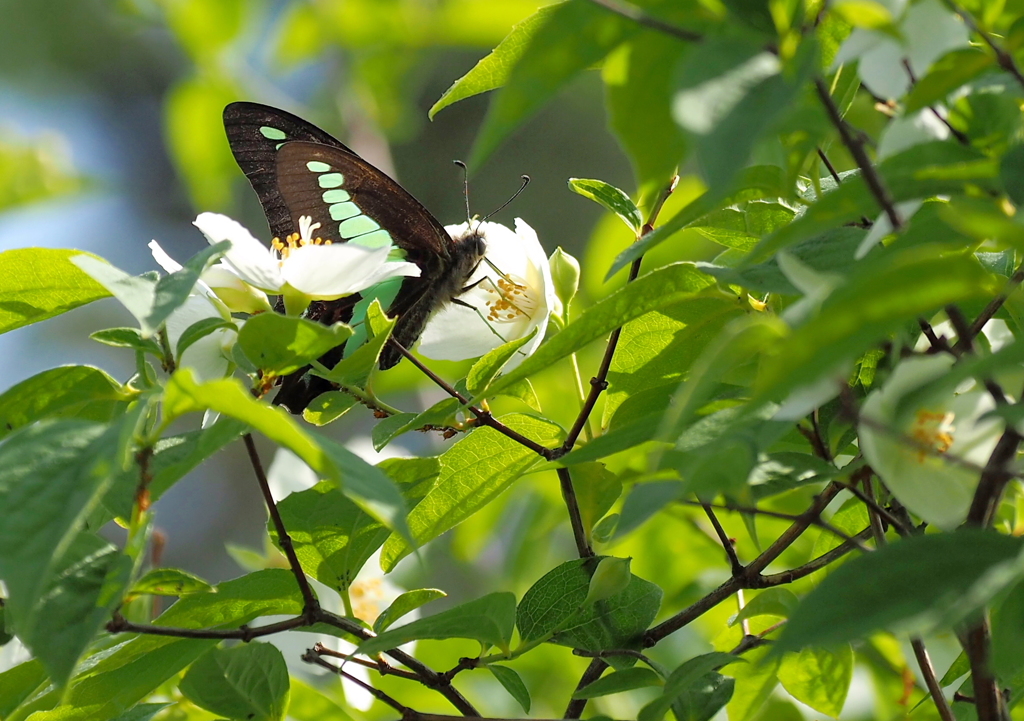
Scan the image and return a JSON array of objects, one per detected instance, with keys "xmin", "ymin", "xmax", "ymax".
[
  {"xmin": 548, "ymin": 247, "xmax": 580, "ymax": 314},
  {"xmin": 584, "ymin": 556, "xmax": 632, "ymax": 606}
]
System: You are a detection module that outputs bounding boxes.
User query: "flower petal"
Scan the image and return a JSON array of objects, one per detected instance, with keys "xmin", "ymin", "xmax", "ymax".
[
  {"xmin": 148, "ymin": 240, "xmax": 183, "ymax": 274},
  {"xmin": 193, "ymin": 212, "xmax": 285, "ymax": 291},
  {"xmin": 282, "ymin": 243, "xmax": 419, "ymax": 299}
]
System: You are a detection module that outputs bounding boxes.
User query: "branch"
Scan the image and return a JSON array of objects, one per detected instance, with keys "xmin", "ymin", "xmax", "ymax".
[
  {"xmin": 106, "ymin": 613, "xmax": 307, "ymax": 640},
  {"xmin": 966, "ymin": 425, "xmax": 1024, "ymax": 527},
  {"xmin": 941, "ymin": 0, "xmax": 1024, "ymax": 92},
  {"xmin": 304, "ymin": 652, "xmax": 409, "ymax": 715},
  {"xmin": 564, "ymin": 658, "xmax": 609, "ymax": 719},
  {"xmin": 969, "ymin": 265, "xmax": 1024, "ymax": 340},
  {"xmin": 964, "ymin": 617, "xmax": 1007, "ymax": 721},
  {"xmin": 701, "ymin": 503, "xmax": 744, "ymax": 575},
  {"xmin": 243, "ymin": 433, "xmax": 318, "ymax": 617},
  {"xmin": 558, "ymin": 467, "xmax": 595, "ymax": 557},
  {"xmin": 585, "ymin": 0, "xmax": 704, "ymax": 42},
  {"xmin": 758, "ymin": 528, "xmax": 872, "ymax": 586},
  {"xmin": 814, "ymin": 77, "xmax": 903, "ymax": 230},
  {"xmin": 911, "ymin": 638, "xmax": 957, "ymax": 721}
]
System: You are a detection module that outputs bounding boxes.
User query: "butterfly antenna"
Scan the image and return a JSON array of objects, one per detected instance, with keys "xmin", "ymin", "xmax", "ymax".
[
  {"xmin": 481, "ymin": 175, "xmax": 531, "ymax": 223},
  {"xmin": 453, "ymin": 160, "xmax": 472, "ymax": 224}
]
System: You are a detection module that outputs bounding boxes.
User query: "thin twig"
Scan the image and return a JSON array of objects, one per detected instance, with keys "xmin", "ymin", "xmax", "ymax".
[
  {"xmin": 817, "ymin": 147, "xmax": 842, "ymax": 185},
  {"xmin": 558, "ymin": 467, "xmax": 595, "ymax": 557},
  {"xmin": 966, "ymin": 426, "xmax": 1024, "ymax": 527},
  {"xmin": 814, "ymin": 77, "xmax": 903, "ymax": 230},
  {"xmin": 941, "ymin": 0, "xmax": 1024, "ymax": 91},
  {"xmin": 585, "ymin": 0, "xmax": 704, "ymax": 42},
  {"xmin": 839, "ymin": 477, "xmax": 911, "ymax": 536},
  {"xmin": 304, "ymin": 652, "xmax": 409, "ymax": 714},
  {"xmin": 911, "ymin": 638, "xmax": 957, "ymax": 721},
  {"xmin": 243, "ymin": 433, "xmax": 318, "ymax": 617},
  {"xmin": 969, "ymin": 266, "xmax": 1024, "ymax": 339},
  {"xmin": 730, "ymin": 620, "xmax": 786, "ymax": 655},
  {"xmin": 758, "ymin": 528, "xmax": 872, "ymax": 586},
  {"xmin": 701, "ymin": 503, "xmax": 743, "ymax": 575},
  {"xmin": 106, "ymin": 613, "xmax": 307, "ymax": 640}
]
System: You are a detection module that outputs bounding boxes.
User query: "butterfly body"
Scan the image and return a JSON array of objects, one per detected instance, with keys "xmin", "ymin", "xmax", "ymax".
[{"xmin": 223, "ymin": 101, "xmax": 487, "ymax": 412}]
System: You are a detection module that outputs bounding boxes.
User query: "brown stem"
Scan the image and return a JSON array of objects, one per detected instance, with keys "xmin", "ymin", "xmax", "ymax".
[
  {"xmin": 558, "ymin": 467, "xmax": 595, "ymax": 557},
  {"xmin": 970, "ymin": 266, "xmax": 1024, "ymax": 339},
  {"xmin": 304, "ymin": 653, "xmax": 409, "ymax": 714},
  {"xmin": 941, "ymin": 0, "xmax": 1024, "ymax": 92},
  {"xmin": 911, "ymin": 638, "xmax": 957, "ymax": 721},
  {"xmin": 243, "ymin": 433, "xmax": 318, "ymax": 617},
  {"xmin": 966, "ymin": 426, "xmax": 1024, "ymax": 527},
  {"xmin": 564, "ymin": 658, "xmax": 609, "ymax": 718},
  {"xmin": 814, "ymin": 77, "xmax": 903, "ymax": 230},
  {"xmin": 964, "ymin": 617, "xmax": 1007, "ymax": 721},
  {"xmin": 106, "ymin": 613, "xmax": 307, "ymax": 640},
  {"xmin": 702, "ymin": 503, "xmax": 743, "ymax": 575},
  {"xmin": 758, "ymin": 528, "xmax": 872, "ymax": 586}
]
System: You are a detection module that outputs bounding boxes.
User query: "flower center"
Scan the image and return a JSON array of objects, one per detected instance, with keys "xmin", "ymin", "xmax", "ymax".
[
  {"xmin": 909, "ymin": 408, "xmax": 956, "ymax": 462},
  {"xmin": 349, "ymin": 576, "xmax": 388, "ymax": 624},
  {"xmin": 270, "ymin": 215, "xmax": 333, "ymax": 258},
  {"xmin": 481, "ymin": 274, "xmax": 537, "ymax": 323}
]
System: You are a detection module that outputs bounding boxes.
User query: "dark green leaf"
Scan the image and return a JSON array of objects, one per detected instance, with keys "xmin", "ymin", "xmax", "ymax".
[
  {"xmin": 488, "ymin": 665, "xmax": 532, "ymax": 713},
  {"xmin": 639, "ymin": 652, "xmax": 742, "ymax": 721},
  {"xmin": 668, "ymin": 672, "xmax": 734, "ymax": 721},
  {"xmin": 374, "ymin": 588, "xmax": 447, "ymax": 633},
  {"xmin": 569, "ymin": 178, "xmax": 643, "ymax": 234},
  {"xmin": 238, "ymin": 313, "xmax": 352, "ymax": 376},
  {"xmin": 107, "ymin": 704, "xmax": 171, "ymax": 721},
  {"xmin": 573, "ymin": 667, "xmax": 662, "ymax": 699},
  {"xmin": 775, "ymin": 531, "xmax": 1024, "ymax": 653},
  {"xmin": 179, "ymin": 643, "xmax": 289, "ymax": 721},
  {"xmin": 0, "ymin": 249, "xmax": 110, "ymax": 335},
  {"xmin": 614, "ymin": 481, "xmax": 684, "ymax": 539},
  {"xmin": 0, "ymin": 366, "xmax": 128, "ymax": 442},
  {"xmin": 357, "ymin": 592, "xmax": 518, "ymax": 655}
]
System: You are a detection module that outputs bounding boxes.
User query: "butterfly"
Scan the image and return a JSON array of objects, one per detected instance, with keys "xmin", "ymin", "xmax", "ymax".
[{"xmin": 222, "ymin": 101, "xmax": 488, "ymax": 413}]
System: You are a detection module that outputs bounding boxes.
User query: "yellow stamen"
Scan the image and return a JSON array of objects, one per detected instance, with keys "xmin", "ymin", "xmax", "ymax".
[{"xmin": 910, "ymin": 409, "xmax": 956, "ymax": 462}]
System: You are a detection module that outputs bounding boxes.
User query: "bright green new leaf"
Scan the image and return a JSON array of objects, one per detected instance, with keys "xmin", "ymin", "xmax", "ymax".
[
  {"xmin": 302, "ymin": 391, "xmax": 358, "ymax": 426},
  {"xmin": 904, "ymin": 47, "xmax": 994, "ymax": 113},
  {"xmin": 0, "ymin": 659, "xmax": 48, "ymax": 719},
  {"xmin": 130, "ymin": 568, "xmax": 213, "ymax": 597},
  {"xmin": 374, "ymin": 588, "xmax": 447, "ymax": 633},
  {"xmin": 571, "ymin": 463, "xmax": 622, "ymax": 538},
  {"xmin": 568, "ymin": 178, "xmax": 643, "ymax": 234},
  {"xmin": 372, "ymin": 397, "xmax": 464, "ymax": 450},
  {"xmin": 237, "ymin": 313, "xmax": 352, "ymax": 376},
  {"xmin": 488, "ymin": 665, "xmax": 532, "ymax": 713},
  {"xmin": 356, "ymin": 592, "xmax": 518, "ymax": 656},
  {"xmin": 314, "ymin": 300, "xmax": 396, "ymax": 388},
  {"xmin": 90, "ymin": 327, "xmax": 164, "ymax": 356},
  {"xmin": 179, "ymin": 643, "xmax": 290, "ymax": 721},
  {"xmin": 724, "ymin": 646, "xmax": 780, "ymax": 721},
  {"xmin": 466, "ymin": 331, "xmax": 537, "ymax": 396},
  {"xmin": 573, "ymin": 667, "xmax": 662, "ymax": 699},
  {"xmin": 381, "ymin": 413, "xmax": 563, "ymax": 570},
  {"xmin": 775, "ymin": 530, "xmax": 1024, "ymax": 653},
  {"xmin": 0, "ymin": 249, "xmax": 110, "ymax": 336},
  {"xmin": 732, "ymin": 588, "xmax": 800, "ymax": 626},
  {"xmin": 778, "ymin": 645, "xmax": 854, "ymax": 717},
  {"xmin": 0, "ymin": 366, "xmax": 128, "ymax": 441},
  {"xmin": 469, "ymin": 0, "xmax": 637, "ymax": 168},
  {"xmin": 430, "ymin": 4, "xmax": 559, "ymax": 118}
]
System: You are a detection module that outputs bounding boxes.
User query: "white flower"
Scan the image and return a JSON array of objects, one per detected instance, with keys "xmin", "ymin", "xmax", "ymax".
[
  {"xmin": 150, "ymin": 238, "xmax": 273, "ymax": 315},
  {"xmin": 858, "ymin": 355, "xmax": 1002, "ymax": 530},
  {"xmin": 418, "ymin": 219, "xmax": 556, "ymax": 369},
  {"xmin": 192, "ymin": 212, "xmax": 420, "ymax": 313},
  {"xmin": 833, "ymin": 0, "xmax": 968, "ymax": 100}
]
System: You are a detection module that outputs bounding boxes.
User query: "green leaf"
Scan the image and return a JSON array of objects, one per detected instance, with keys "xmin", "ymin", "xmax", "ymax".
[
  {"xmin": 466, "ymin": 332, "xmax": 537, "ymax": 396},
  {"xmin": 604, "ymin": 32, "xmax": 689, "ymax": 207},
  {"xmin": 374, "ymin": 588, "xmax": 447, "ymax": 633},
  {"xmin": 516, "ymin": 558, "xmax": 662, "ymax": 657},
  {"xmin": 286, "ymin": 678, "xmax": 355, "ymax": 721},
  {"xmin": 372, "ymin": 397, "xmax": 464, "ymax": 450},
  {"xmin": 179, "ymin": 643, "xmax": 289, "ymax": 721},
  {"xmin": 21, "ymin": 570, "xmax": 301, "ymax": 721},
  {"xmin": 314, "ymin": 300, "xmax": 395, "ymax": 389},
  {"xmin": 614, "ymin": 480, "xmax": 684, "ymax": 539},
  {"xmin": 732, "ymin": 588, "xmax": 800, "ymax": 626},
  {"xmin": 274, "ymin": 481, "xmax": 392, "ymax": 595},
  {"xmin": 572, "ymin": 463, "xmax": 623, "ymax": 538},
  {"xmin": 991, "ymin": 579, "xmax": 1024, "ymax": 678},
  {"xmin": 667, "ymin": 672, "xmax": 734, "ymax": 721},
  {"xmin": 107, "ymin": 704, "xmax": 170, "ymax": 721},
  {"xmin": 148, "ymin": 241, "xmax": 229, "ymax": 334},
  {"xmin": 0, "ymin": 249, "xmax": 110, "ymax": 336},
  {"xmin": 356, "ymin": 592, "xmax": 517, "ymax": 656},
  {"xmin": 748, "ymin": 142, "xmax": 1001, "ymax": 262},
  {"xmin": 90, "ymin": 327, "xmax": 164, "ymax": 356},
  {"xmin": 0, "ymin": 420, "xmax": 125, "ymax": 683},
  {"xmin": 724, "ymin": 646, "xmax": 780, "ymax": 721},
  {"xmin": 478, "ymin": 264, "xmax": 716, "ymax": 401},
  {"xmin": 70, "ymin": 256, "xmax": 159, "ymax": 335},
  {"xmin": 302, "ymin": 391, "xmax": 358, "ymax": 426},
  {"xmin": 488, "ymin": 665, "xmax": 532, "ymax": 713},
  {"xmin": 1001, "ymin": 143, "xmax": 1024, "ymax": 207},
  {"xmin": 778, "ymin": 645, "xmax": 853, "ymax": 717},
  {"xmin": 429, "ymin": 4, "xmax": 559, "ymax": 118},
  {"xmin": 371, "ymin": 412, "xmax": 418, "ymax": 451},
  {"xmin": 568, "ymin": 178, "xmax": 643, "ymax": 234},
  {"xmin": 607, "ymin": 166, "xmax": 788, "ymax": 278},
  {"xmin": 755, "ymin": 248, "xmax": 999, "ymax": 402},
  {"xmin": 0, "ymin": 366, "xmax": 128, "ymax": 442},
  {"xmin": 469, "ymin": 0, "xmax": 636, "ymax": 168},
  {"xmin": 175, "ymin": 316, "xmax": 235, "ymax": 360},
  {"xmin": 380, "ymin": 413, "xmax": 563, "ymax": 570},
  {"xmin": 638, "ymin": 652, "xmax": 742, "ymax": 721},
  {"xmin": 573, "ymin": 667, "xmax": 662, "ymax": 699},
  {"xmin": 238, "ymin": 313, "xmax": 352, "ymax": 376},
  {"xmin": 130, "ymin": 568, "xmax": 213, "ymax": 597},
  {"xmin": 904, "ymin": 48, "xmax": 994, "ymax": 113},
  {"xmin": 775, "ymin": 530, "xmax": 1024, "ymax": 653},
  {"xmin": 0, "ymin": 659, "xmax": 48, "ymax": 719}
]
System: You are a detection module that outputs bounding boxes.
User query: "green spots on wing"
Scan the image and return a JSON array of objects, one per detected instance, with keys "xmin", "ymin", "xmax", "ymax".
[
  {"xmin": 353, "ymin": 230, "xmax": 393, "ymax": 249},
  {"xmin": 322, "ymin": 189, "xmax": 351, "ymax": 204},
  {"xmin": 306, "ymin": 161, "xmax": 332, "ymax": 173},
  {"xmin": 329, "ymin": 201, "xmax": 361, "ymax": 221},
  {"xmin": 318, "ymin": 173, "xmax": 345, "ymax": 189},
  {"xmin": 260, "ymin": 126, "xmax": 287, "ymax": 140},
  {"xmin": 344, "ymin": 276, "xmax": 405, "ymax": 357},
  {"xmin": 338, "ymin": 215, "xmax": 379, "ymax": 238}
]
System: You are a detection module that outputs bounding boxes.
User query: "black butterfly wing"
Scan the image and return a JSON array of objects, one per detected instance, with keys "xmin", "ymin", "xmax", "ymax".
[{"xmin": 223, "ymin": 101, "xmax": 358, "ymax": 241}]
